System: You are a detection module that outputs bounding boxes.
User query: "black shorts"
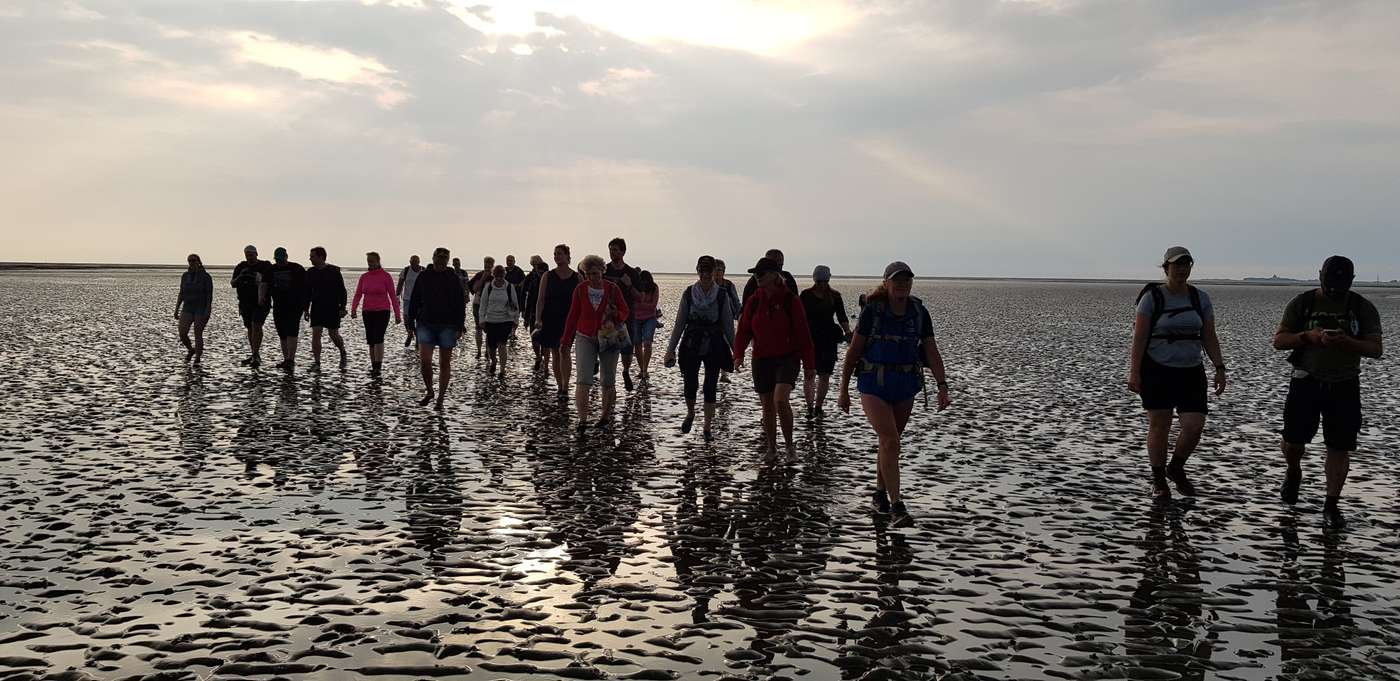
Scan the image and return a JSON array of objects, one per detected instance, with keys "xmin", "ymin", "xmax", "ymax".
[
  {"xmin": 484, "ymin": 321, "xmax": 515, "ymax": 348},
  {"xmin": 1139, "ymin": 357, "xmax": 1208, "ymax": 414},
  {"xmin": 239, "ymin": 301, "xmax": 270, "ymax": 329},
  {"xmin": 272, "ymin": 307, "xmax": 302, "ymax": 339},
  {"xmin": 1283, "ymin": 377, "xmax": 1362, "ymax": 451},
  {"xmin": 310, "ymin": 307, "xmax": 341, "ymax": 329},
  {"xmin": 363, "ymin": 310, "xmax": 390, "ymax": 345},
  {"xmin": 814, "ymin": 341, "xmax": 839, "ymax": 375},
  {"xmin": 752, "ymin": 355, "xmax": 799, "ymax": 394}
]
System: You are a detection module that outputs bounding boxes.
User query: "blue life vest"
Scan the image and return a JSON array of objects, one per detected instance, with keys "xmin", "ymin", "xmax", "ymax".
[{"xmin": 860, "ymin": 297, "xmax": 927, "ymax": 386}]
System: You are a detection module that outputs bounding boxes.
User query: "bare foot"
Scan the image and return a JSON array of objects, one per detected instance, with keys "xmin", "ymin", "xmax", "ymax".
[{"xmin": 419, "ymin": 390, "xmax": 435, "ymax": 406}]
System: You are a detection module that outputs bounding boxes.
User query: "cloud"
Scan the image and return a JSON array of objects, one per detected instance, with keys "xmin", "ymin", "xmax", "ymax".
[{"xmin": 227, "ymin": 30, "xmax": 408, "ymax": 107}]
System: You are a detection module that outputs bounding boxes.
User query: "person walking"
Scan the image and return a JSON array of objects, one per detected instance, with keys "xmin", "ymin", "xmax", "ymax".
[
  {"xmin": 714, "ymin": 258, "xmax": 742, "ymax": 384},
  {"xmin": 176, "ymin": 253, "xmax": 213, "ymax": 363},
  {"xmin": 1272, "ymin": 255, "xmax": 1383, "ymax": 528},
  {"xmin": 562, "ymin": 255, "xmax": 630, "ymax": 431},
  {"xmin": 801, "ymin": 265, "xmax": 853, "ymax": 416},
  {"xmin": 536, "ymin": 245, "xmax": 581, "ymax": 399},
  {"xmin": 741, "ymin": 248, "xmax": 800, "ymax": 308},
  {"xmin": 664, "ymin": 256, "xmax": 735, "ymax": 441},
  {"xmin": 604, "ymin": 238, "xmax": 641, "ymax": 391},
  {"xmin": 231, "ymin": 245, "xmax": 271, "ymax": 367},
  {"xmin": 397, "ymin": 255, "xmax": 423, "ymax": 348},
  {"xmin": 837, "ymin": 261, "xmax": 951, "ymax": 527},
  {"xmin": 268, "ymin": 247, "xmax": 308, "ymax": 373},
  {"xmin": 732, "ymin": 256, "xmax": 815, "ymax": 461},
  {"xmin": 522, "ymin": 255, "xmax": 549, "ymax": 370},
  {"xmin": 407, "ymin": 247, "xmax": 467, "ymax": 410},
  {"xmin": 470, "ymin": 256, "xmax": 497, "ymax": 359},
  {"xmin": 632, "ymin": 270, "xmax": 661, "ymax": 383},
  {"xmin": 305, "ymin": 246, "xmax": 349, "ymax": 370},
  {"xmin": 1127, "ymin": 247, "xmax": 1227, "ymax": 499},
  {"xmin": 350, "ymin": 251, "xmax": 401, "ymax": 377},
  {"xmin": 477, "ymin": 264, "xmax": 521, "ymax": 379}
]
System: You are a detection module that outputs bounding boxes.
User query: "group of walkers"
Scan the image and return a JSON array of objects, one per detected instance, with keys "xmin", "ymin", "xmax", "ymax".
[{"xmin": 175, "ymin": 243, "xmax": 1383, "ymax": 528}]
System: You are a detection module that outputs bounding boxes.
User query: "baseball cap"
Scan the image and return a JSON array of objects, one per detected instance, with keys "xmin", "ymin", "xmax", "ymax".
[
  {"xmin": 1321, "ymin": 255, "xmax": 1355, "ymax": 292},
  {"xmin": 812, "ymin": 265, "xmax": 832, "ymax": 282},
  {"xmin": 883, "ymin": 261, "xmax": 914, "ymax": 280},
  {"xmin": 747, "ymin": 257, "xmax": 780, "ymax": 275},
  {"xmin": 1162, "ymin": 246, "xmax": 1193, "ymax": 265}
]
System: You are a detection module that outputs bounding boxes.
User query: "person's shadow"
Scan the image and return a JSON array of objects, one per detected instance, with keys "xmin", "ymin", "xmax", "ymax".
[
  {"xmin": 403, "ymin": 415, "xmax": 462, "ymax": 568},
  {"xmin": 667, "ymin": 445, "xmax": 739, "ymax": 625},
  {"xmin": 1274, "ymin": 517, "xmax": 1356, "ymax": 674},
  {"xmin": 1121, "ymin": 506, "xmax": 1214, "ymax": 680},
  {"xmin": 176, "ymin": 365, "xmax": 212, "ymax": 475}
]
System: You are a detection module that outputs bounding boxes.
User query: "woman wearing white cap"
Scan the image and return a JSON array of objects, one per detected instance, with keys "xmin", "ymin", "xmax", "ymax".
[
  {"xmin": 837, "ymin": 261, "xmax": 950, "ymax": 527},
  {"xmin": 1128, "ymin": 246, "xmax": 1226, "ymax": 499},
  {"xmin": 800, "ymin": 265, "xmax": 852, "ymax": 416}
]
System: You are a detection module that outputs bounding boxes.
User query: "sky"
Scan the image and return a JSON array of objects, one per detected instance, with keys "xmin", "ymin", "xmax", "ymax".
[{"xmin": 2, "ymin": 0, "xmax": 1398, "ymax": 279}]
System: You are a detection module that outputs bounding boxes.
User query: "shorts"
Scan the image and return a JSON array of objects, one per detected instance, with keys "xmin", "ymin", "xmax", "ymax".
[
  {"xmin": 1283, "ymin": 376, "xmax": 1362, "ymax": 451},
  {"xmin": 752, "ymin": 355, "xmax": 799, "ymax": 394},
  {"xmin": 484, "ymin": 321, "xmax": 515, "ymax": 348},
  {"xmin": 310, "ymin": 307, "xmax": 341, "ymax": 329},
  {"xmin": 416, "ymin": 323, "xmax": 459, "ymax": 349},
  {"xmin": 814, "ymin": 341, "xmax": 839, "ymax": 375},
  {"xmin": 857, "ymin": 365, "xmax": 922, "ymax": 404},
  {"xmin": 363, "ymin": 310, "xmax": 390, "ymax": 345},
  {"xmin": 621, "ymin": 318, "xmax": 638, "ymax": 358},
  {"xmin": 181, "ymin": 304, "xmax": 210, "ymax": 319},
  {"xmin": 1139, "ymin": 357, "xmax": 1208, "ymax": 414},
  {"xmin": 272, "ymin": 306, "xmax": 302, "ymax": 339},
  {"xmin": 637, "ymin": 317, "xmax": 658, "ymax": 343},
  {"xmin": 239, "ymin": 301, "xmax": 270, "ymax": 329},
  {"xmin": 574, "ymin": 333, "xmax": 620, "ymax": 387}
]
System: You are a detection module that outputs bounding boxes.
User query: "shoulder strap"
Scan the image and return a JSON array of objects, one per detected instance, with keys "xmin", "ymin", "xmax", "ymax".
[{"xmin": 1188, "ymin": 285, "xmax": 1203, "ymax": 320}]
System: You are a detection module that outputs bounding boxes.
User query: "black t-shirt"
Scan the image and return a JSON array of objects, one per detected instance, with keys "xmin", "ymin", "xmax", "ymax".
[
  {"xmin": 268, "ymin": 261, "xmax": 307, "ymax": 309},
  {"xmin": 231, "ymin": 259, "xmax": 272, "ymax": 305},
  {"xmin": 605, "ymin": 262, "xmax": 640, "ymax": 306},
  {"xmin": 505, "ymin": 265, "xmax": 526, "ymax": 286}
]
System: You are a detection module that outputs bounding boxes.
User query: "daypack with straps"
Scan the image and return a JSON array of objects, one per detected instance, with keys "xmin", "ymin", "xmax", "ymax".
[
  {"xmin": 860, "ymin": 297, "xmax": 928, "ymax": 387},
  {"xmin": 480, "ymin": 281, "xmax": 518, "ymax": 312},
  {"xmin": 1286, "ymin": 288, "xmax": 1360, "ymax": 367},
  {"xmin": 1135, "ymin": 283, "xmax": 1204, "ymax": 344}
]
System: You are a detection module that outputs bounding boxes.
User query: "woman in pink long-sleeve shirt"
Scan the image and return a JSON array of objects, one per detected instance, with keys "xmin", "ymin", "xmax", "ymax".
[{"xmin": 351, "ymin": 251, "xmax": 402, "ymax": 377}]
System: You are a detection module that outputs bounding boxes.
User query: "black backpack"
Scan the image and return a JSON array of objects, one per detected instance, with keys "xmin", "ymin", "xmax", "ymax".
[
  {"xmin": 1285, "ymin": 289, "xmax": 1359, "ymax": 367},
  {"xmin": 1135, "ymin": 283, "xmax": 1203, "ymax": 344}
]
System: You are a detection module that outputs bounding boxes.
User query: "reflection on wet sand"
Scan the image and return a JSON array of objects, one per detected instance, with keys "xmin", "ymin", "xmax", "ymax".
[{"xmin": 1, "ymin": 271, "xmax": 1398, "ymax": 679}]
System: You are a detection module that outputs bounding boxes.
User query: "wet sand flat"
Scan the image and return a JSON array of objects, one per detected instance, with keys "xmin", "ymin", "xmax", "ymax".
[{"xmin": 2, "ymin": 269, "xmax": 1399, "ymax": 681}]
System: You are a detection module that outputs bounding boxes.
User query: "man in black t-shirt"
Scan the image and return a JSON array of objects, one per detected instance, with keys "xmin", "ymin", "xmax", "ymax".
[
  {"xmin": 231, "ymin": 244, "xmax": 272, "ymax": 367},
  {"xmin": 605, "ymin": 237, "xmax": 641, "ymax": 390},
  {"xmin": 268, "ymin": 246, "xmax": 308, "ymax": 373},
  {"xmin": 742, "ymin": 248, "xmax": 800, "ymax": 307},
  {"xmin": 469, "ymin": 256, "xmax": 496, "ymax": 358},
  {"xmin": 305, "ymin": 246, "xmax": 348, "ymax": 369}
]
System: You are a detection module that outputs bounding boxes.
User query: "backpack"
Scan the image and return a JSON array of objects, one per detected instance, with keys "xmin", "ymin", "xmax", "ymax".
[
  {"xmin": 862, "ymin": 296, "xmax": 929, "ymax": 376},
  {"xmin": 1135, "ymin": 283, "xmax": 1204, "ymax": 344},
  {"xmin": 1285, "ymin": 288, "xmax": 1360, "ymax": 367},
  {"xmin": 481, "ymin": 281, "xmax": 518, "ymax": 313}
]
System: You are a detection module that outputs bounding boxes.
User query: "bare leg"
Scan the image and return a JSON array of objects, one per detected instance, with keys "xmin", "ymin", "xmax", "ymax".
[
  {"xmin": 815, "ymin": 374, "xmax": 831, "ymax": 411},
  {"xmin": 311, "ymin": 327, "xmax": 323, "ymax": 364},
  {"xmin": 436, "ymin": 348, "xmax": 451, "ymax": 410},
  {"xmin": 601, "ymin": 385, "xmax": 616, "ymax": 419},
  {"xmin": 1172, "ymin": 412, "xmax": 1206, "ymax": 466},
  {"xmin": 179, "ymin": 314, "xmax": 194, "ymax": 357},
  {"xmin": 419, "ymin": 344, "xmax": 435, "ymax": 403},
  {"xmin": 498, "ymin": 342, "xmax": 508, "ymax": 378},
  {"xmin": 329, "ymin": 329, "xmax": 346, "ymax": 360},
  {"xmin": 1325, "ymin": 448, "xmax": 1349, "ymax": 497},
  {"xmin": 370, "ymin": 343, "xmax": 384, "ymax": 364},
  {"xmin": 192, "ymin": 316, "xmax": 207, "ymax": 360},
  {"xmin": 1145, "ymin": 409, "xmax": 1172, "ymax": 467},
  {"xmin": 702, "ymin": 402, "xmax": 715, "ymax": 434},
  {"xmin": 575, "ymin": 384, "xmax": 590, "ymax": 425},
  {"xmin": 775, "ymin": 383, "xmax": 795, "ymax": 447},
  {"xmin": 862, "ymin": 394, "xmax": 904, "ymax": 502},
  {"xmin": 251, "ymin": 324, "xmax": 264, "ymax": 357},
  {"xmin": 759, "ymin": 393, "xmax": 777, "ymax": 455}
]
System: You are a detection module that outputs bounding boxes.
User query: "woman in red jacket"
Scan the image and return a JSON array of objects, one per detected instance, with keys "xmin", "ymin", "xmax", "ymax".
[
  {"xmin": 562, "ymin": 254, "xmax": 631, "ymax": 432},
  {"xmin": 733, "ymin": 256, "xmax": 815, "ymax": 461}
]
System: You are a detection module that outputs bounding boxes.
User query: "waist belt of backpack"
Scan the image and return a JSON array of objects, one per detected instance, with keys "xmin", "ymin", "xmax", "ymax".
[
  {"xmin": 860, "ymin": 359, "xmax": 920, "ymax": 386},
  {"xmin": 1150, "ymin": 332, "xmax": 1202, "ymax": 343}
]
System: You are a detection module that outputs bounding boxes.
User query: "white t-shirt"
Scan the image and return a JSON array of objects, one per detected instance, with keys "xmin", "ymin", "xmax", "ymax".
[
  {"xmin": 477, "ymin": 280, "xmax": 518, "ymax": 323},
  {"xmin": 401, "ymin": 266, "xmax": 421, "ymax": 301}
]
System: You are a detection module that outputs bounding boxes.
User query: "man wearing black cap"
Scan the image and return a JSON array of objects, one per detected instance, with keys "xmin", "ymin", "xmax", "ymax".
[
  {"xmin": 742, "ymin": 248, "xmax": 800, "ymax": 307},
  {"xmin": 1272, "ymin": 255, "xmax": 1384, "ymax": 527}
]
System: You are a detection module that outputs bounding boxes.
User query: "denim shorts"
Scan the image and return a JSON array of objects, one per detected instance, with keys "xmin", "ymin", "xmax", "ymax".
[
  {"xmin": 637, "ymin": 317, "xmax": 658, "ymax": 343},
  {"xmin": 416, "ymin": 324, "xmax": 459, "ymax": 349}
]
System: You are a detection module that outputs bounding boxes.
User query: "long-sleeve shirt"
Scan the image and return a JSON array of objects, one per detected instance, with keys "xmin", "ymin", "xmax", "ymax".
[
  {"xmin": 306, "ymin": 264, "xmax": 348, "ymax": 316},
  {"xmin": 179, "ymin": 270, "xmax": 214, "ymax": 309},
  {"xmin": 407, "ymin": 266, "xmax": 467, "ymax": 331},
  {"xmin": 666, "ymin": 283, "xmax": 735, "ymax": 356},
  {"xmin": 733, "ymin": 286, "xmax": 816, "ymax": 370},
  {"xmin": 352, "ymin": 268, "xmax": 402, "ymax": 317},
  {"xmin": 562, "ymin": 281, "xmax": 629, "ymax": 347}
]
